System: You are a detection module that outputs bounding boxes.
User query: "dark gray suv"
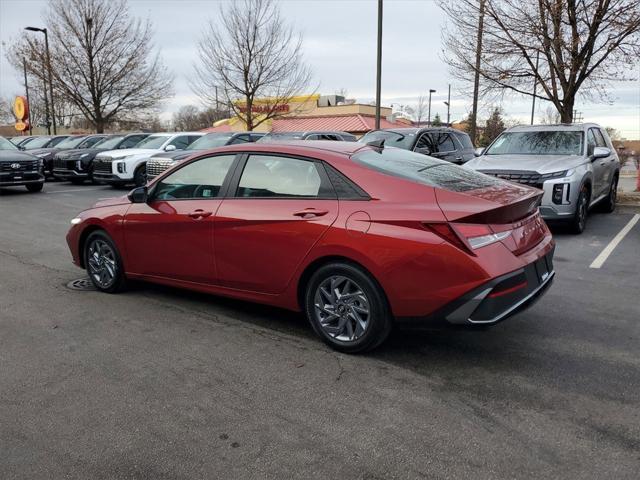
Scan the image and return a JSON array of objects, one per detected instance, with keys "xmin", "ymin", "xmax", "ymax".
[{"xmin": 359, "ymin": 127, "xmax": 476, "ymax": 164}]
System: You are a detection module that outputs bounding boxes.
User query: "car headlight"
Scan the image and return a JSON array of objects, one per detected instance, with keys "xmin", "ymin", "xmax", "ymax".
[
  {"xmin": 80, "ymin": 153, "xmax": 89, "ymax": 159},
  {"xmin": 36, "ymin": 152, "xmax": 49, "ymax": 158},
  {"xmin": 116, "ymin": 161, "xmax": 126, "ymax": 173},
  {"xmin": 70, "ymin": 217, "xmax": 82, "ymax": 225},
  {"xmin": 540, "ymin": 169, "xmax": 574, "ymax": 180},
  {"xmin": 112, "ymin": 154, "xmax": 133, "ymax": 160}
]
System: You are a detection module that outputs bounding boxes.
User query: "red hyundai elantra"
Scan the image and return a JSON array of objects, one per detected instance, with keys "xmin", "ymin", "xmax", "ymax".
[{"xmin": 67, "ymin": 141, "xmax": 554, "ymax": 352}]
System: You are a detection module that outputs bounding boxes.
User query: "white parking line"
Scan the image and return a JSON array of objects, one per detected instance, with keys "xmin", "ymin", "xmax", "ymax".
[{"xmin": 589, "ymin": 214, "xmax": 640, "ymax": 269}]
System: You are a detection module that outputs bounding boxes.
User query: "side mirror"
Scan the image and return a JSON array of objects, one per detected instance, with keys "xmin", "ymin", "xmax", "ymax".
[
  {"xmin": 474, "ymin": 147, "xmax": 485, "ymax": 157},
  {"xmin": 415, "ymin": 147, "xmax": 432, "ymax": 156},
  {"xmin": 128, "ymin": 186, "xmax": 147, "ymax": 203},
  {"xmin": 165, "ymin": 144, "xmax": 176, "ymax": 152},
  {"xmin": 592, "ymin": 146, "xmax": 611, "ymax": 160},
  {"xmin": 18, "ymin": 145, "xmax": 25, "ymax": 151}
]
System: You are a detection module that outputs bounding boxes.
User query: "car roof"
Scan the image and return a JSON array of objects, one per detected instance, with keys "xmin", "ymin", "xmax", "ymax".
[
  {"xmin": 507, "ymin": 123, "xmax": 601, "ymax": 132},
  {"xmin": 197, "ymin": 140, "xmax": 368, "ymax": 157}
]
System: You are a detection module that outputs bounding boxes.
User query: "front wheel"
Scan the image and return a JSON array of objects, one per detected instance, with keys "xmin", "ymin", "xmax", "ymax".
[
  {"xmin": 134, "ymin": 165, "xmax": 146, "ymax": 187},
  {"xmin": 84, "ymin": 231, "xmax": 127, "ymax": 293},
  {"xmin": 569, "ymin": 186, "xmax": 589, "ymax": 234},
  {"xmin": 304, "ymin": 263, "xmax": 392, "ymax": 353},
  {"xmin": 26, "ymin": 182, "xmax": 44, "ymax": 192}
]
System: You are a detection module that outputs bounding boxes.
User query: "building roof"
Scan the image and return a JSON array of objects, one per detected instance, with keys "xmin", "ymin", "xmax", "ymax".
[
  {"xmin": 271, "ymin": 114, "xmax": 405, "ymax": 134},
  {"xmin": 200, "ymin": 123, "xmax": 234, "ymax": 133}
]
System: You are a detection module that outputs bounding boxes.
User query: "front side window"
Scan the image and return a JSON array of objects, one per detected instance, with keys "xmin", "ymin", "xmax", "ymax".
[
  {"xmin": 188, "ymin": 133, "xmax": 234, "ymax": 150},
  {"xmin": 486, "ymin": 131, "xmax": 583, "ymax": 156},
  {"xmin": 435, "ymin": 134, "xmax": 456, "ymax": 152},
  {"xmin": 587, "ymin": 129, "xmax": 598, "ymax": 155},
  {"xmin": 120, "ymin": 135, "xmax": 147, "ymax": 148},
  {"xmin": 237, "ymin": 155, "xmax": 326, "ymax": 198},
  {"xmin": 94, "ymin": 136, "xmax": 125, "ymax": 150},
  {"xmin": 153, "ymin": 154, "xmax": 236, "ymax": 200},
  {"xmin": 359, "ymin": 130, "xmax": 417, "ymax": 150},
  {"xmin": 48, "ymin": 136, "xmax": 68, "ymax": 147},
  {"xmin": 168, "ymin": 136, "xmax": 191, "ymax": 150},
  {"xmin": 229, "ymin": 134, "xmax": 250, "ymax": 144}
]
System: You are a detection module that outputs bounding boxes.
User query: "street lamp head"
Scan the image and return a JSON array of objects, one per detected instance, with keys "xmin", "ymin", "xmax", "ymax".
[
  {"xmin": 429, "ymin": 89, "xmax": 437, "ymax": 93},
  {"xmin": 25, "ymin": 26, "xmax": 45, "ymax": 33}
]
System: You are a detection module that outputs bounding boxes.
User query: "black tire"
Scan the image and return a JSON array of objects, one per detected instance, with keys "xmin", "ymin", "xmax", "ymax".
[
  {"xmin": 110, "ymin": 182, "xmax": 127, "ymax": 189},
  {"xmin": 600, "ymin": 175, "xmax": 618, "ymax": 213},
  {"xmin": 26, "ymin": 182, "xmax": 44, "ymax": 193},
  {"xmin": 134, "ymin": 164, "xmax": 146, "ymax": 187},
  {"xmin": 84, "ymin": 230, "xmax": 127, "ymax": 293},
  {"xmin": 304, "ymin": 262, "xmax": 393, "ymax": 353},
  {"xmin": 569, "ymin": 186, "xmax": 589, "ymax": 234}
]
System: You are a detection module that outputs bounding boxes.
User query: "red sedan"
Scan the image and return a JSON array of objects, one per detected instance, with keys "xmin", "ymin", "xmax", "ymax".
[{"xmin": 67, "ymin": 141, "xmax": 555, "ymax": 352}]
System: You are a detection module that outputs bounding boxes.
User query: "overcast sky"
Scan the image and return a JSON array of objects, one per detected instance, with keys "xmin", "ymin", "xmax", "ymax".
[{"xmin": 1, "ymin": 0, "xmax": 639, "ymax": 138}]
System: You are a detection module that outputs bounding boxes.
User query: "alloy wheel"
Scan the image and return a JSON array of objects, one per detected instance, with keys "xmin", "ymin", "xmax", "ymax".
[
  {"xmin": 578, "ymin": 193, "xmax": 587, "ymax": 231},
  {"xmin": 87, "ymin": 239, "xmax": 117, "ymax": 289},
  {"xmin": 314, "ymin": 275, "xmax": 371, "ymax": 342}
]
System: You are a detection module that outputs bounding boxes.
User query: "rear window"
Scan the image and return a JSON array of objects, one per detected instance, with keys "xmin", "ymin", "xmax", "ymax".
[
  {"xmin": 454, "ymin": 132, "xmax": 474, "ymax": 149},
  {"xmin": 353, "ymin": 147, "xmax": 504, "ymax": 193}
]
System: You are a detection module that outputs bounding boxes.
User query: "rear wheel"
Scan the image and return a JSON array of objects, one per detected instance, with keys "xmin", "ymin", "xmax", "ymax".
[
  {"xmin": 569, "ymin": 186, "xmax": 589, "ymax": 234},
  {"xmin": 84, "ymin": 231, "xmax": 127, "ymax": 293},
  {"xmin": 26, "ymin": 182, "xmax": 44, "ymax": 193},
  {"xmin": 600, "ymin": 175, "xmax": 618, "ymax": 213},
  {"xmin": 304, "ymin": 263, "xmax": 392, "ymax": 353}
]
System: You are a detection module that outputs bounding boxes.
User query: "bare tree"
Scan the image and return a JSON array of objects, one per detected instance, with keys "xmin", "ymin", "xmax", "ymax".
[
  {"xmin": 539, "ymin": 105, "xmax": 561, "ymax": 124},
  {"xmin": 172, "ymin": 105, "xmax": 228, "ymax": 131},
  {"xmin": 192, "ymin": 0, "xmax": 313, "ymax": 131},
  {"xmin": 0, "ymin": 97, "xmax": 15, "ymax": 124},
  {"xmin": 6, "ymin": 0, "xmax": 173, "ymax": 133},
  {"xmin": 412, "ymin": 95, "xmax": 428, "ymax": 123},
  {"xmin": 441, "ymin": 0, "xmax": 640, "ymax": 122}
]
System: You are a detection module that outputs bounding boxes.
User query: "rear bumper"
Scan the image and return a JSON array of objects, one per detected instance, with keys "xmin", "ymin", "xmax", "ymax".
[{"xmin": 399, "ymin": 248, "xmax": 555, "ymax": 326}]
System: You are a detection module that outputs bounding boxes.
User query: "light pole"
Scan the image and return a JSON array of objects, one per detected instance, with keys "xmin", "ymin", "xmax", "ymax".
[
  {"xmin": 427, "ymin": 89, "xmax": 436, "ymax": 126},
  {"xmin": 25, "ymin": 26, "xmax": 56, "ymax": 135},
  {"xmin": 375, "ymin": 0, "xmax": 383, "ymax": 129},
  {"xmin": 443, "ymin": 84, "xmax": 451, "ymax": 126},
  {"xmin": 23, "ymin": 58, "xmax": 33, "ymax": 135}
]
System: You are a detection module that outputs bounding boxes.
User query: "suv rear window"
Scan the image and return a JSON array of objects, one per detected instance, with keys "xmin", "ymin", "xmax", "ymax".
[{"xmin": 352, "ymin": 147, "xmax": 503, "ymax": 192}]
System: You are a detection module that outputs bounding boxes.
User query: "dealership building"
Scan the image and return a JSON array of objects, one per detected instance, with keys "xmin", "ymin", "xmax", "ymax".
[{"xmin": 203, "ymin": 94, "xmax": 412, "ymax": 136}]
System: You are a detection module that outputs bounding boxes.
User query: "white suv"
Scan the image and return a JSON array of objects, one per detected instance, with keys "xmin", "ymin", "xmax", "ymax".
[{"xmin": 93, "ymin": 132, "xmax": 204, "ymax": 187}]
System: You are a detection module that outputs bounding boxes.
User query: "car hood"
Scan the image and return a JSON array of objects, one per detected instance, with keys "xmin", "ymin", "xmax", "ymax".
[
  {"xmin": 28, "ymin": 148, "xmax": 60, "ymax": 155},
  {"xmin": 466, "ymin": 154, "xmax": 586, "ymax": 173},
  {"xmin": 57, "ymin": 148, "xmax": 102, "ymax": 159},
  {"xmin": 150, "ymin": 150, "xmax": 196, "ymax": 161},
  {"xmin": 0, "ymin": 150, "xmax": 39, "ymax": 161},
  {"xmin": 98, "ymin": 148, "xmax": 162, "ymax": 158},
  {"xmin": 91, "ymin": 195, "xmax": 131, "ymax": 209}
]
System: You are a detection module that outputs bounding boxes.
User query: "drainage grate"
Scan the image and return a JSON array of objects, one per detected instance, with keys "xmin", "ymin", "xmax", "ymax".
[{"xmin": 66, "ymin": 277, "xmax": 96, "ymax": 291}]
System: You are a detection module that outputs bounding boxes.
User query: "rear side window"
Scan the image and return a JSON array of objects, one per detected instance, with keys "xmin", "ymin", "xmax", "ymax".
[
  {"xmin": 353, "ymin": 148, "xmax": 504, "ymax": 193},
  {"xmin": 237, "ymin": 155, "xmax": 331, "ymax": 198}
]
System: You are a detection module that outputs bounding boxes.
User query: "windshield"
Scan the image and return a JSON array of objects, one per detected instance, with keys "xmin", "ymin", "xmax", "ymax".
[
  {"xmin": 486, "ymin": 131, "xmax": 584, "ymax": 156},
  {"xmin": 353, "ymin": 147, "xmax": 504, "ymax": 193},
  {"xmin": 0, "ymin": 137, "xmax": 18, "ymax": 151},
  {"xmin": 188, "ymin": 133, "xmax": 233, "ymax": 149},
  {"xmin": 93, "ymin": 136, "xmax": 125, "ymax": 150},
  {"xmin": 24, "ymin": 136, "xmax": 53, "ymax": 149},
  {"xmin": 358, "ymin": 130, "xmax": 416, "ymax": 150},
  {"xmin": 56, "ymin": 136, "xmax": 87, "ymax": 149},
  {"xmin": 258, "ymin": 132, "xmax": 304, "ymax": 142},
  {"xmin": 134, "ymin": 135, "xmax": 168, "ymax": 149}
]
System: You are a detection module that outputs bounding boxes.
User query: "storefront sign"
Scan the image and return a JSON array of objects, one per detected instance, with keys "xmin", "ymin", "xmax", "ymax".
[
  {"xmin": 14, "ymin": 96, "xmax": 30, "ymax": 132},
  {"xmin": 238, "ymin": 104, "xmax": 290, "ymax": 114}
]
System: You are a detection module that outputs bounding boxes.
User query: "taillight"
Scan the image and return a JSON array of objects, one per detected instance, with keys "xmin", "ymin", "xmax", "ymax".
[{"xmin": 425, "ymin": 222, "xmax": 512, "ymax": 253}]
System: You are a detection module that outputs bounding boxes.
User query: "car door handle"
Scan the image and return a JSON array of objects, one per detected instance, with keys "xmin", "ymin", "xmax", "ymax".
[
  {"xmin": 187, "ymin": 209, "xmax": 212, "ymax": 219},
  {"xmin": 293, "ymin": 209, "xmax": 329, "ymax": 218}
]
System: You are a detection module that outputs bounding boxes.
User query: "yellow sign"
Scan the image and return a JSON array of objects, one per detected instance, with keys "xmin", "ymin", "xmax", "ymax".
[
  {"xmin": 13, "ymin": 96, "xmax": 29, "ymax": 121},
  {"xmin": 14, "ymin": 121, "xmax": 28, "ymax": 132}
]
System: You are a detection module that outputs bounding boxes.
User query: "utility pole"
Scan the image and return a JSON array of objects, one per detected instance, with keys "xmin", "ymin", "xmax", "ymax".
[
  {"xmin": 375, "ymin": 0, "xmax": 383, "ymax": 129},
  {"xmin": 23, "ymin": 58, "xmax": 32, "ymax": 135},
  {"xmin": 444, "ymin": 84, "xmax": 451, "ymax": 125},
  {"xmin": 470, "ymin": 0, "xmax": 486, "ymax": 145},
  {"xmin": 530, "ymin": 51, "xmax": 540, "ymax": 125}
]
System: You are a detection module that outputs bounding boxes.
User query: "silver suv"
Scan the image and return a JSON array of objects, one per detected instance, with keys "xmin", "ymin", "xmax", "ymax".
[{"xmin": 465, "ymin": 123, "xmax": 620, "ymax": 233}]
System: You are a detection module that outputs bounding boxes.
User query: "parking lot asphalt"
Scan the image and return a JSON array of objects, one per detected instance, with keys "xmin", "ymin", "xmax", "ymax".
[{"xmin": 1, "ymin": 182, "xmax": 639, "ymax": 479}]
